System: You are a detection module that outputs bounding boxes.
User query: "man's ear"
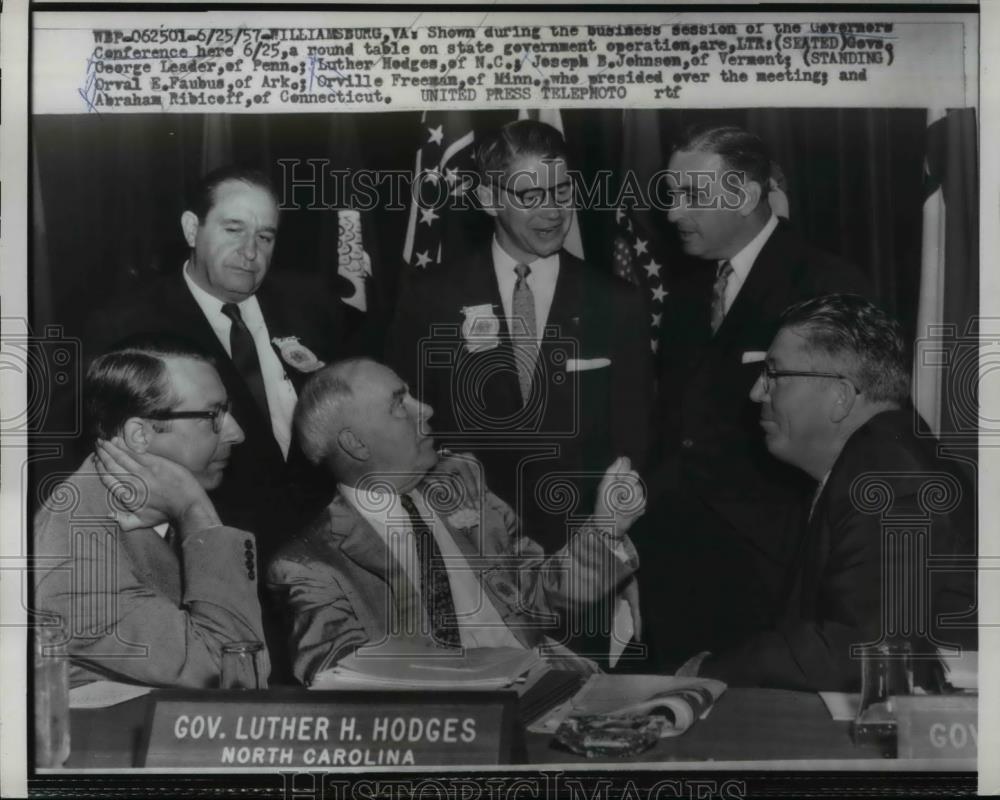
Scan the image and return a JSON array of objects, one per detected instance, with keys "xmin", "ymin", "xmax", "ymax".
[
  {"xmin": 475, "ymin": 183, "xmax": 499, "ymax": 218},
  {"xmin": 738, "ymin": 180, "xmax": 763, "ymax": 217},
  {"xmin": 121, "ymin": 418, "xmax": 152, "ymax": 453},
  {"xmin": 180, "ymin": 210, "xmax": 200, "ymax": 248},
  {"xmin": 829, "ymin": 380, "xmax": 858, "ymax": 423},
  {"xmin": 337, "ymin": 428, "xmax": 369, "ymax": 463}
]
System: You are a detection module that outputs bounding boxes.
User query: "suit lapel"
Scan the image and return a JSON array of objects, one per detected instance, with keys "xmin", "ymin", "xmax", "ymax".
[
  {"xmin": 172, "ymin": 271, "xmax": 284, "ymax": 460},
  {"xmin": 326, "ymin": 495, "xmax": 423, "ymax": 628},
  {"xmin": 457, "ymin": 247, "xmax": 522, "ymax": 412}
]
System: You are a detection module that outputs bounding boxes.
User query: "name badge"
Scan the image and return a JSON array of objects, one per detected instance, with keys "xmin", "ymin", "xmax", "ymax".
[
  {"xmin": 894, "ymin": 695, "xmax": 977, "ymax": 760},
  {"xmin": 140, "ymin": 688, "xmax": 517, "ymax": 768}
]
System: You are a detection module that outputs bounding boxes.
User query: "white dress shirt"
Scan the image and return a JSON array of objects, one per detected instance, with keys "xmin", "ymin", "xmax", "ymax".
[
  {"xmin": 492, "ymin": 237, "xmax": 560, "ymax": 341},
  {"xmin": 719, "ymin": 213, "xmax": 779, "ymax": 315},
  {"xmin": 339, "ymin": 484, "xmax": 524, "ymax": 650},
  {"xmin": 183, "ymin": 263, "xmax": 297, "ymax": 459}
]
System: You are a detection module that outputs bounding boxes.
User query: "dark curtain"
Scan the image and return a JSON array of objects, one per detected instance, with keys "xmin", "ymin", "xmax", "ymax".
[{"xmin": 31, "ymin": 108, "xmax": 935, "ymax": 492}]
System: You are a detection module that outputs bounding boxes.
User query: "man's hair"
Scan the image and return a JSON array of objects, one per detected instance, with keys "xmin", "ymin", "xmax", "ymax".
[
  {"xmin": 673, "ymin": 125, "xmax": 771, "ymax": 191},
  {"xmin": 85, "ymin": 334, "xmax": 217, "ymax": 441},
  {"xmin": 476, "ymin": 119, "xmax": 569, "ymax": 184},
  {"xmin": 186, "ymin": 164, "xmax": 279, "ymax": 221},
  {"xmin": 294, "ymin": 358, "xmax": 370, "ymax": 471},
  {"xmin": 779, "ymin": 294, "xmax": 910, "ymax": 404}
]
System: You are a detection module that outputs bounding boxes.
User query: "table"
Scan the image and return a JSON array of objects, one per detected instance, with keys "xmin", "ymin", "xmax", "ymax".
[{"xmin": 61, "ymin": 687, "xmax": 886, "ymax": 769}]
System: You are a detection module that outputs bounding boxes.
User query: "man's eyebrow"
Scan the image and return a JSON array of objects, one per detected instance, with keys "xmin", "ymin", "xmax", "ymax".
[{"xmin": 390, "ymin": 386, "xmax": 407, "ymax": 403}]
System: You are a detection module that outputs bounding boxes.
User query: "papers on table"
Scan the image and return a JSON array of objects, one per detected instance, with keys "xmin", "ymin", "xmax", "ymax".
[
  {"xmin": 310, "ymin": 645, "xmax": 543, "ymax": 690},
  {"xmin": 69, "ymin": 680, "xmax": 152, "ymax": 709},
  {"xmin": 819, "ymin": 692, "xmax": 860, "ymax": 721}
]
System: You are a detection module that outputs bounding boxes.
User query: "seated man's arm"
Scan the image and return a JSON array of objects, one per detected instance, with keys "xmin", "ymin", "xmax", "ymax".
[
  {"xmin": 267, "ymin": 555, "xmax": 368, "ymax": 685},
  {"xmin": 500, "ymin": 457, "xmax": 643, "ymax": 616},
  {"xmin": 699, "ymin": 505, "xmax": 882, "ymax": 692},
  {"xmin": 35, "ymin": 510, "xmax": 267, "ymax": 688}
]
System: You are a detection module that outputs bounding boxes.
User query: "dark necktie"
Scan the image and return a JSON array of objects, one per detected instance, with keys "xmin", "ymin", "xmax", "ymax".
[
  {"xmin": 221, "ymin": 303, "xmax": 269, "ymax": 416},
  {"xmin": 399, "ymin": 493, "xmax": 461, "ymax": 649},
  {"xmin": 511, "ymin": 263, "xmax": 538, "ymax": 404},
  {"xmin": 710, "ymin": 260, "xmax": 734, "ymax": 334}
]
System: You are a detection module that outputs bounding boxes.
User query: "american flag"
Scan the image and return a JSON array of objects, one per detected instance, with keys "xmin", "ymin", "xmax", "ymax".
[
  {"xmin": 402, "ymin": 110, "xmax": 476, "ymax": 269},
  {"xmin": 612, "ymin": 206, "xmax": 666, "ymax": 354}
]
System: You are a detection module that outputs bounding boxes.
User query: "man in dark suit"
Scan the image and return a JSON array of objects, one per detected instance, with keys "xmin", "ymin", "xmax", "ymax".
[
  {"xmin": 678, "ymin": 295, "xmax": 976, "ymax": 690},
  {"xmin": 267, "ymin": 358, "xmax": 643, "ymax": 684},
  {"xmin": 86, "ymin": 165, "xmax": 360, "ymax": 563},
  {"xmin": 386, "ymin": 121, "xmax": 652, "ymax": 665},
  {"xmin": 640, "ymin": 126, "xmax": 872, "ymax": 669},
  {"xmin": 35, "ymin": 336, "xmax": 269, "ymax": 688}
]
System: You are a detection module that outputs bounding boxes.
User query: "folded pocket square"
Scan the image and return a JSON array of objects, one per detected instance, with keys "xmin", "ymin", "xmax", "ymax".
[
  {"xmin": 741, "ymin": 351, "xmax": 768, "ymax": 364},
  {"xmin": 566, "ymin": 357, "xmax": 611, "ymax": 372}
]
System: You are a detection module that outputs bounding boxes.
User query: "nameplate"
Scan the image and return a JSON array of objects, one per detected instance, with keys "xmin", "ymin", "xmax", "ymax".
[
  {"xmin": 895, "ymin": 695, "xmax": 977, "ymax": 760},
  {"xmin": 139, "ymin": 688, "xmax": 517, "ymax": 768}
]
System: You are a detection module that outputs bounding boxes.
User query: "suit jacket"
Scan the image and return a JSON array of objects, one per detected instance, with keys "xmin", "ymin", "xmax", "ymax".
[
  {"xmin": 34, "ymin": 459, "xmax": 268, "ymax": 688},
  {"xmin": 385, "ymin": 246, "xmax": 653, "ymax": 553},
  {"xmin": 85, "ymin": 268, "xmax": 362, "ymax": 560},
  {"xmin": 640, "ymin": 223, "xmax": 872, "ymax": 662},
  {"xmin": 267, "ymin": 485, "xmax": 639, "ymax": 685},
  {"xmin": 701, "ymin": 409, "xmax": 978, "ymax": 691}
]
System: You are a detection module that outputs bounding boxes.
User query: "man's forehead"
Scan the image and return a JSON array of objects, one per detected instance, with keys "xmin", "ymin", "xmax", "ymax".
[
  {"xmin": 163, "ymin": 356, "xmax": 225, "ymax": 403},
  {"xmin": 667, "ymin": 149, "xmax": 724, "ymax": 180},
  {"xmin": 504, "ymin": 155, "xmax": 568, "ymax": 185},
  {"xmin": 209, "ymin": 179, "xmax": 279, "ymax": 218},
  {"xmin": 768, "ymin": 326, "xmax": 813, "ymax": 364}
]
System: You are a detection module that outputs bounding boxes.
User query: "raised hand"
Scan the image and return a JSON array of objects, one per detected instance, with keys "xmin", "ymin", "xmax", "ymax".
[{"xmin": 593, "ymin": 456, "xmax": 647, "ymax": 536}]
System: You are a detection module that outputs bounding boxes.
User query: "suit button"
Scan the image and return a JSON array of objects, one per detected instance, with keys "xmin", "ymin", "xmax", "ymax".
[
  {"xmin": 681, "ymin": 437, "xmax": 694, "ymax": 449},
  {"xmin": 248, "ymin": 569, "xmax": 256, "ymax": 581},
  {"xmin": 244, "ymin": 540, "xmax": 254, "ymax": 550}
]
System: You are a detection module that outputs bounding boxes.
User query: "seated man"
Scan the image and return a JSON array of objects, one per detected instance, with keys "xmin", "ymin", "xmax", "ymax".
[
  {"xmin": 34, "ymin": 336, "xmax": 270, "ymax": 688},
  {"xmin": 267, "ymin": 358, "xmax": 644, "ymax": 685},
  {"xmin": 680, "ymin": 295, "xmax": 976, "ymax": 691}
]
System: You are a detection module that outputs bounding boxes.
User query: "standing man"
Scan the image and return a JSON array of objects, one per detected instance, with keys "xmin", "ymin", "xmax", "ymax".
[
  {"xmin": 681, "ymin": 296, "xmax": 976, "ymax": 690},
  {"xmin": 642, "ymin": 125, "xmax": 871, "ymax": 668},
  {"xmin": 386, "ymin": 120, "xmax": 652, "ymax": 665},
  {"xmin": 86, "ymin": 165, "xmax": 361, "ymax": 561},
  {"xmin": 34, "ymin": 336, "xmax": 269, "ymax": 688},
  {"xmin": 267, "ymin": 358, "xmax": 644, "ymax": 684},
  {"xmin": 387, "ymin": 120, "xmax": 652, "ymax": 550}
]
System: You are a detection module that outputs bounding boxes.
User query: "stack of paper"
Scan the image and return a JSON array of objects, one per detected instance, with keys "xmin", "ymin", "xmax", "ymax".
[
  {"xmin": 69, "ymin": 680, "xmax": 152, "ymax": 709},
  {"xmin": 310, "ymin": 645, "xmax": 542, "ymax": 690}
]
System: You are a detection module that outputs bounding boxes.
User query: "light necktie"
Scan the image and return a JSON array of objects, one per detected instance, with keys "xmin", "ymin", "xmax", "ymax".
[
  {"xmin": 221, "ymin": 303, "xmax": 269, "ymax": 417},
  {"xmin": 511, "ymin": 263, "xmax": 538, "ymax": 404},
  {"xmin": 710, "ymin": 260, "xmax": 734, "ymax": 334},
  {"xmin": 399, "ymin": 494, "xmax": 461, "ymax": 649}
]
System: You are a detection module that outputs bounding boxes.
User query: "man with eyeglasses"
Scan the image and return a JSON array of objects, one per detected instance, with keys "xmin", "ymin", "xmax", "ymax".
[
  {"xmin": 638, "ymin": 125, "xmax": 871, "ymax": 671},
  {"xmin": 675, "ymin": 295, "xmax": 975, "ymax": 690},
  {"xmin": 34, "ymin": 335, "xmax": 269, "ymax": 688},
  {"xmin": 85, "ymin": 165, "xmax": 364, "ymax": 566},
  {"xmin": 386, "ymin": 120, "xmax": 651, "ymax": 667}
]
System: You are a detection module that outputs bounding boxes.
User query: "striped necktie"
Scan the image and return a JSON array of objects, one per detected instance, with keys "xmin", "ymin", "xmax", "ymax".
[
  {"xmin": 511, "ymin": 263, "xmax": 538, "ymax": 404},
  {"xmin": 399, "ymin": 493, "xmax": 461, "ymax": 649},
  {"xmin": 710, "ymin": 260, "xmax": 734, "ymax": 334}
]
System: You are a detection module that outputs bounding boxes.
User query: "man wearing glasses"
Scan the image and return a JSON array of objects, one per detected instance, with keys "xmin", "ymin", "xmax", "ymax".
[
  {"xmin": 676, "ymin": 295, "xmax": 975, "ymax": 690},
  {"xmin": 387, "ymin": 119, "xmax": 651, "ymax": 667},
  {"xmin": 639, "ymin": 125, "xmax": 870, "ymax": 671},
  {"xmin": 34, "ymin": 335, "xmax": 269, "ymax": 688}
]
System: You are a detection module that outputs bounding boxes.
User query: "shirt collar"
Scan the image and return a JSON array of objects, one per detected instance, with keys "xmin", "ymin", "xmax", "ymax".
[
  {"xmin": 722, "ymin": 213, "xmax": 778, "ymax": 283},
  {"xmin": 491, "ymin": 236, "xmax": 559, "ymax": 276},
  {"xmin": 182, "ymin": 260, "xmax": 263, "ymax": 328},
  {"xmin": 152, "ymin": 522, "xmax": 170, "ymax": 539},
  {"xmin": 338, "ymin": 482, "xmax": 425, "ymax": 522}
]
